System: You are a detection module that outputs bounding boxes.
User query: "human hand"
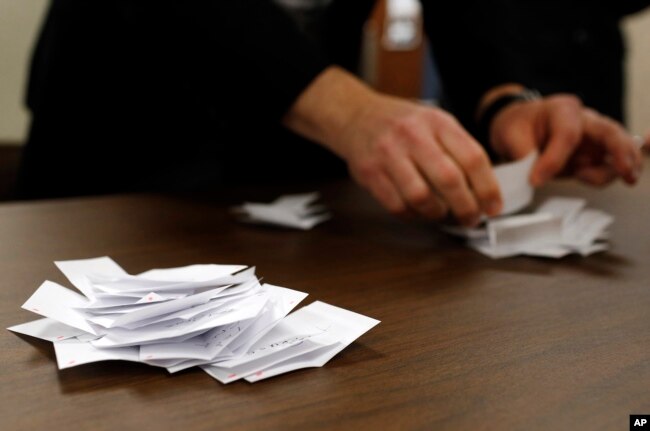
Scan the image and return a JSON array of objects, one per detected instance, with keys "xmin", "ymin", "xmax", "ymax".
[
  {"xmin": 334, "ymin": 95, "xmax": 503, "ymax": 226},
  {"xmin": 284, "ymin": 67, "xmax": 502, "ymax": 226},
  {"xmin": 489, "ymin": 94, "xmax": 642, "ymax": 187}
]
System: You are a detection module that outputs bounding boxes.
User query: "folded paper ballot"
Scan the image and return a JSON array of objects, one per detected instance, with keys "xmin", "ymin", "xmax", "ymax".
[
  {"xmin": 442, "ymin": 152, "xmax": 614, "ymax": 259},
  {"xmin": 493, "ymin": 151, "xmax": 537, "ymax": 215},
  {"xmin": 233, "ymin": 192, "xmax": 330, "ymax": 230},
  {"xmin": 467, "ymin": 198, "xmax": 613, "ymax": 258},
  {"xmin": 8, "ymin": 257, "xmax": 379, "ymax": 383},
  {"xmin": 202, "ymin": 301, "xmax": 379, "ymax": 383}
]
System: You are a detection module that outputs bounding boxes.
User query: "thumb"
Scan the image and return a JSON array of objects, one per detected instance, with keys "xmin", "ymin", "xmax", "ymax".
[{"xmin": 530, "ymin": 97, "xmax": 583, "ymax": 186}]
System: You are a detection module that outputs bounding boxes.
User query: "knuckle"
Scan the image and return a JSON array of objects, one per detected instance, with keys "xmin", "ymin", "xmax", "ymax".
[
  {"xmin": 375, "ymin": 137, "xmax": 396, "ymax": 159},
  {"xmin": 436, "ymin": 164, "xmax": 463, "ymax": 189},
  {"xmin": 394, "ymin": 115, "xmax": 420, "ymax": 135},
  {"xmin": 464, "ymin": 148, "xmax": 489, "ymax": 171},
  {"xmin": 433, "ymin": 109, "xmax": 457, "ymax": 124}
]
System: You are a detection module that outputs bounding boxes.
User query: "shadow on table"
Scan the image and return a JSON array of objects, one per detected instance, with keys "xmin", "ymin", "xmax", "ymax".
[{"xmin": 478, "ymin": 251, "xmax": 633, "ymax": 279}]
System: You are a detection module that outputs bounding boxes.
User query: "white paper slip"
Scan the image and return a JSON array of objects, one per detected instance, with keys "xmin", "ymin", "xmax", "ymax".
[
  {"xmin": 577, "ymin": 242, "xmax": 610, "ymax": 257},
  {"xmin": 91, "ymin": 286, "xmax": 272, "ymax": 347},
  {"xmin": 55, "ymin": 256, "xmax": 129, "ymax": 300},
  {"xmin": 487, "ymin": 213, "xmax": 563, "ymax": 248},
  {"xmin": 562, "ymin": 209, "xmax": 613, "ymax": 248},
  {"xmin": 227, "ymin": 285, "xmax": 310, "ymax": 356},
  {"xmin": 234, "ymin": 192, "xmax": 330, "ymax": 230},
  {"xmin": 205, "ymin": 334, "xmax": 339, "ymax": 384},
  {"xmin": 271, "ymin": 192, "xmax": 321, "ymax": 216},
  {"xmin": 22, "ymin": 281, "xmax": 98, "ymax": 334},
  {"xmin": 244, "ymin": 343, "xmax": 343, "ymax": 383},
  {"xmin": 7, "ymin": 318, "xmax": 88, "ymax": 342},
  {"xmin": 87, "ymin": 266, "xmax": 256, "ymax": 295},
  {"xmin": 142, "ymin": 321, "xmax": 251, "ymax": 362},
  {"xmin": 53, "ymin": 339, "xmax": 139, "ymax": 370},
  {"xmin": 146, "ymin": 284, "xmax": 307, "ymax": 364},
  {"xmin": 95, "ymin": 283, "xmax": 236, "ymax": 329},
  {"xmin": 493, "ymin": 151, "xmax": 538, "ymax": 216},
  {"xmin": 12, "ymin": 257, "xmax": 377, "ymax": 384},
  {"xmin": 203, "ymin": 301, "xmax": 380, "ymax": 383},
  {"xmin": 535, "ymin": 197, "xmax": 587, "ymax": 226},
  {"xmin": 136, "ymin": 264, "xmax": 248, "ymax": 282},
  {"xmin": 448, "ymin": 191, "xmax": 613, "ymax": 260}
]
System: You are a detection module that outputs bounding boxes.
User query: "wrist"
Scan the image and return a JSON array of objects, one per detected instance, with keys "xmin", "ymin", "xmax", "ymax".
[
  {"xmin": 476, "ymin": 86, "xmax": 542, "ymax": 151},
  {"xmin": 283, "ymin": 66, "xmax": 379, "ymax": 158},
  {"xmin": 477, "ymin": 84, "xmax": 527, "ymax": 122}
]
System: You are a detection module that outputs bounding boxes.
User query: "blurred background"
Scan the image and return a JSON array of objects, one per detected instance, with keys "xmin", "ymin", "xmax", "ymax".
[{"xmin": 0, "ymin": 0, "xmax": 648, "ymax": 199}]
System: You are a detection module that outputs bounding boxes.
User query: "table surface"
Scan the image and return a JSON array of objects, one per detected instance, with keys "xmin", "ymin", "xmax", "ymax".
[{"xmin": 1, "ymin": 161, "xmax": 649, "ymax": 431}]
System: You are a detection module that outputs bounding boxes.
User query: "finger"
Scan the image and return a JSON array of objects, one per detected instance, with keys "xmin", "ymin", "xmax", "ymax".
[
  {"xmin": 582, "ymin": 109, "xmax": 640, "ymax": 185},
  {"xmin": 435, "ymin": 121, "xmax": 503, "ymax": 217},
  {"xmin": 531, "ymin": 96, "xmax": 583, "ymax": 186},
  {"xmin": 412, "ymin": 151, "xmax": 482, "ymax": 226},
  {"xmin": 384, "ymin": 155, "xmax": 450, "ymax": 221},
  {"xmin": 574, "ymin": 165, "xmax": 618, "ymax": 187},
  {"xmin": 357, "ymin": 168, "xmax": 409, "ymax": 217}
]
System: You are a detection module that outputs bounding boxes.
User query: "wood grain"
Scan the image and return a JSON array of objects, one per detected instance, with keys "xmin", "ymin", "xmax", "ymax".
[{"xmin": 1, "ymin": 160, "xmax": 650, "ymax": 431}]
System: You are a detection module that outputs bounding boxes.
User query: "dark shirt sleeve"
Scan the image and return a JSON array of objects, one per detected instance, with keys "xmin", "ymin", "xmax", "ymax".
[
  {"xmin": 170, "ymin": 0, "xmax": 333, "ymax": 123},
  {"xmin": 422, "ymin": 1, "xmax": 501, "ymax": 134},
  {"xmin": 28, "ymin": 0, "xmax": 337, "ymax": 125}
]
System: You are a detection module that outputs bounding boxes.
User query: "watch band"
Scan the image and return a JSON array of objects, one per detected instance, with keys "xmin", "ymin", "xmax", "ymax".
[{"xmin": 477, "ymin": 89, "xmax": 542, "ymax": 152}]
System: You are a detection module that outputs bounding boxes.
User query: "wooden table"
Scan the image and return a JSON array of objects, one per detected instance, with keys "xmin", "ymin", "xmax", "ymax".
[{"xmin": 1, "ymin": 162, "xmax": 649, "ymax": 431}]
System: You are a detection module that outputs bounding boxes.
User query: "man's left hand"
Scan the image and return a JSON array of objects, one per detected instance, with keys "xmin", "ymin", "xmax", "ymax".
[{"xmin": 489, "ymin": 94, "xmax": 643, "ymax": 187}]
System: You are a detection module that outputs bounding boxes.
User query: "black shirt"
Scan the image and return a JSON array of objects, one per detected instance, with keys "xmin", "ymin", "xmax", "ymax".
[{"xmin": 17, "ymin": 0, "xmax": 649, "ymax": 199}]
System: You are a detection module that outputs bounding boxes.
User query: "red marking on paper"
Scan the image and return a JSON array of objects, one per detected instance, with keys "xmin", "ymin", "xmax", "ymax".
[
  {"xmin": 68, "ymin": 360, "xmax": 76, "ymax": 365},
  {"xmin": 255, "ymin": 371, "xmax": 263, "ymax": 377},
  {"xmin": 227, "ymin": 373, "xmax": 237, "ymax": 379},
  {"xmin": 148, "ymin": 296, "xmax": 153, "ymax": 301},
  {"xmin": 56, "ymin": 336, "xmax": 65, "ymax": 340}
]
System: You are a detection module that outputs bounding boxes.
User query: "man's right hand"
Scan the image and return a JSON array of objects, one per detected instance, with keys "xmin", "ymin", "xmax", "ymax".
[{"xmin": 283, "ymin": 67, "xmax": 503, "ymax": 227}]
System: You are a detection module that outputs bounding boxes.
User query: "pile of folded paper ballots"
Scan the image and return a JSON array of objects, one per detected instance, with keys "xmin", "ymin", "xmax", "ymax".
[
  {"xmin": 443, "ymin": 152, "xmax": 614, "ymax": 259},
  {"xmin": 462, "ymin": 197, "xmax": 613, "ymax": 259},
  {"xmin": 8, "ymin": 257, "xmax": 379, "ymax": 383},
  {"xmin": 233, "ymin": 192, "xmax": 330, "ymax": 230}
]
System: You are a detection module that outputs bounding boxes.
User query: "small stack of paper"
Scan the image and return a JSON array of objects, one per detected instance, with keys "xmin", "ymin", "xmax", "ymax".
[
  {"xmin": 233, "ymin": 192, "xmax": 330, "ymax": 230},
  {"xmin": 8, "ymin": 257, "xmax": 379, "ymax": 383},
  {"xmin": 468, "ymin": 197, "xmax": 613, "ymax": 259},
  {"xmin": 443, "ymin": 152, "xmax": 614, "ymax": 259}
]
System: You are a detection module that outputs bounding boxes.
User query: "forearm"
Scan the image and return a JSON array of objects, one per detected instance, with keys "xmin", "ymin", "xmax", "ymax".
[{"xmin": 282, "ymin": 66, "xmax": 381, "ymax": 159}]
